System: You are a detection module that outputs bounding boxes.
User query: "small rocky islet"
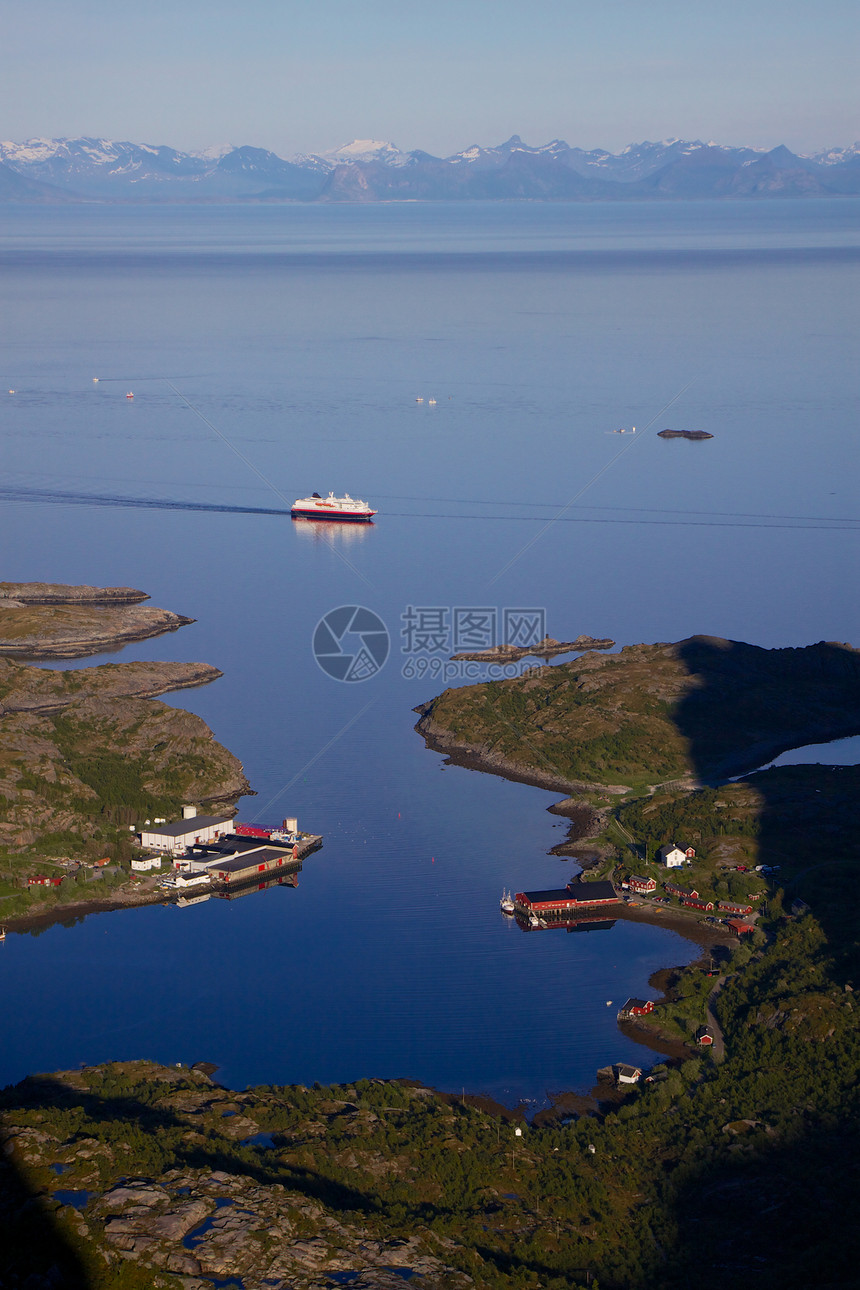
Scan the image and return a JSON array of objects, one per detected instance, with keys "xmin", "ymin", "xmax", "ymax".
[{"xmin": 0, "ymin": 582, "xmax": 193, "ymax": 657}]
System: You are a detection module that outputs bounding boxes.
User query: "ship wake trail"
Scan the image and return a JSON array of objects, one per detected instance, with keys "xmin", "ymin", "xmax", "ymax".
[{"xmin": 0, "ymin": 484, "xmax": 289, "ymax": 517}]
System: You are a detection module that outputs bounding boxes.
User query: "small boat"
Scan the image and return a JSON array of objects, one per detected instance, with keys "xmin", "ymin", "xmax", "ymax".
[
  {"xmin": 0, "ymin": 926, "xmax": 6, "ymax": 941},
  {"xmin": 126, "ymin": 391, "xmax": 134, "ymax": 399},
  {"xmin": 291, "ymin": 491, "xmax": 377, "ymax": 522},
  {"xmin": 415, "ymin": 396, "xmax": 424, "ymax": 403},
  {"xmin": 428, "ymin": 397, "xmax": 437, "ymax": 406},
  {"xmin": 500, "ymin": 890, "xmax": 515, "ymax": 915},
  {"xmin": 92, "ymin": 377, "xmax": 99, "ymax": 382}
]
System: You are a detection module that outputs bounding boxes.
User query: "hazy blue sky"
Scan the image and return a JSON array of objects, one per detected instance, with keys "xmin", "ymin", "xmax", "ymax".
[{"xmin": 2, "ymin": 0, "xmax": 857, "ymax": 155}]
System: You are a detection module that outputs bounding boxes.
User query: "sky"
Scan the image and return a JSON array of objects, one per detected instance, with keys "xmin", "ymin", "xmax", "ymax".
[{"xmin": 1, "ymin": 0, "xmax": 857, "ymax": 156}]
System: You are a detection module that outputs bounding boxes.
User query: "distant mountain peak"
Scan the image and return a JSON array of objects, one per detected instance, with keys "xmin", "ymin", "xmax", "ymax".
[
  {"xmin": 0, "ymin": 133, "xmax": 857, "ymax": 203},
  {"xmin": 323, "ymin": 139, "xmax": 406, "ymax": 165}
]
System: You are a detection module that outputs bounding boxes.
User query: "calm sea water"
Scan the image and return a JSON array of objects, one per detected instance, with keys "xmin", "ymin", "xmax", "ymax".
[{"xmin": 1, "ymin": 200, "xmax": 858, "ymax": 1103}]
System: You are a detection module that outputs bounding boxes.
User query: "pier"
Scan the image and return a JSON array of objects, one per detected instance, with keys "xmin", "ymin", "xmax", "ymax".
[
  {"xmin": 161, "ymin": 823, "xmax": 323, "ymax": 902},
  {"xmin": 513, "ymin": 880, "xmax": 621, "ymax": 923}
]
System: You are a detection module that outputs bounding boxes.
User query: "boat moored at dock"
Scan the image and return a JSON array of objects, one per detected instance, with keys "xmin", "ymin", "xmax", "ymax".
[{"xmin": 291, "ymin": 491, "xmax": 377, "ymax": 522}]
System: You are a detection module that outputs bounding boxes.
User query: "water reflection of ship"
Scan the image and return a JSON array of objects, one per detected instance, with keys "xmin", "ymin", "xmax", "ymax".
[
  {"xmin": 515, "ymin": 913, "xmax": 616, "ymax": 934},
  {"xmin": 215, "ymin": 866, "xmax": 302, "ymax": 901},
  {"xmin": 291, "ymin": 516, "xmax": 374, "ymax": 547}
]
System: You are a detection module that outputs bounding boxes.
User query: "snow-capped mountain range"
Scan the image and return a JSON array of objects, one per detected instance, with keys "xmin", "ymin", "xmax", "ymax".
[{"xmin": 1, "ymin": 134, "xmax": 858, "ymax": 203}]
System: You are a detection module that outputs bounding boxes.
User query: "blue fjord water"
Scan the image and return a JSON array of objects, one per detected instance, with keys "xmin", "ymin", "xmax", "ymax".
[{"xmin": 0, "ymin": 200, "xmax": 858, "ymax": 1103}]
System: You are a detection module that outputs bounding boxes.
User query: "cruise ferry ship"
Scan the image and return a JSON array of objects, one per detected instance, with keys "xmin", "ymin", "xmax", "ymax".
[{"xmin": 291, "ymin": 491, "xmax": 377, "ymax": 522}]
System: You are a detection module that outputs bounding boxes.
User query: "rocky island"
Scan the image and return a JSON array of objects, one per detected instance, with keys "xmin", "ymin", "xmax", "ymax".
[
  {"xmin": 0, "ymin": 582, "xmax": 194, "ymax": 657},
  {"xmin": 0, "ymin": 584, "xmax": 250, "ymax": 923},
  {"xmin": 451, "ymin": 634, "xmax": 615, "ymax": 663},
  {"xmin": 416, "ymin": 636, "xmax": 860, "ymax": 793}
]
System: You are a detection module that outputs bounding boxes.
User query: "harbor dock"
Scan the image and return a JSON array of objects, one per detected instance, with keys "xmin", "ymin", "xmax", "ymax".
[
  {"xmin": 513, "ymin": 880, "xmax": 621, "ymax": 925},
  {"xmin": 158, "ymin": 817, "xmax": 322, "ymax": 901}
]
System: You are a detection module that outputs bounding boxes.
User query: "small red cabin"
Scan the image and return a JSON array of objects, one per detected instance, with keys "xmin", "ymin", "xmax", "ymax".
[
  {"xmin": 682, "ymin": 896, "xmax": 714, "ymax": 912},
  {"xmin": 718, "ymin": 900, "xmax": 753, "ymax": 915}
]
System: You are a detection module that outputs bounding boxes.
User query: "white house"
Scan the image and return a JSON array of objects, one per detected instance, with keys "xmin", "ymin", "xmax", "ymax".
[
  {"xmin": 130, "ymin": 854, "xmax": 163, "ymax": 872},
  {"xmin": 658, "ymin": 843, "xmax": 693, "ymax": 869},
  {"xmin": 139, "ymin": 805, "xmax": 232, "ymax": 856}
]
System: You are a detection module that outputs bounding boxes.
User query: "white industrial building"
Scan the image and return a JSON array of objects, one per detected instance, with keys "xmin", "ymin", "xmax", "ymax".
[{"xmin": 139, "ymin": 805, "xmax": 232, "ymax": 856}]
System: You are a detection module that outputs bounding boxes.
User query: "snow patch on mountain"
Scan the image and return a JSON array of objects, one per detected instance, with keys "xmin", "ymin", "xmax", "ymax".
[{"xmin": 322, "ymin": 139, "xmax": 409, "ymax": 166}]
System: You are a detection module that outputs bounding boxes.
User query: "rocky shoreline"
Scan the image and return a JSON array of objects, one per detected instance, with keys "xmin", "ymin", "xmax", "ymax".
[
  {"xmin": 0, "ymin": 582, "xmax": 149, "ymax": 605},
  {"xmin": 413, "ymin": 701, "xmax": 629, "ymax": 798},
  {"xmin": 450, "ymin": 633, "xmax": 615, "ymax": 663},
  {"xmin": 0, "ymin": 583, "xmax": 195, "ymax": 657},
  {"xmin": 0, "ymin": 591, "xmax": 250, "ymax": 882}
]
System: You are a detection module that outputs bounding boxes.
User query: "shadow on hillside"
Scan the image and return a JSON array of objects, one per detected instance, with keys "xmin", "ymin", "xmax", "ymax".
[
  {"xmin": 0, "ymin": 1128, "xmax": 91, "ymax": 1288},
  {"xmin": 672, "ymin": 635, "xmax": 860, "ymax": 974},
  {"xmin": 643, "ymin": 636, "xmax": 860, "ymax": 1287},
  {"xmin": 0, "ymin": 1073, "xmax": 379, "ymax": 1288},
  {"xmin": 672, "ymin": 635, "xmax": 860, "ymax": 782}
]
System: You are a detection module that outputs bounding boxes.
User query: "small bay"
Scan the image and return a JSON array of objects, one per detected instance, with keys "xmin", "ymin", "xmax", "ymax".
[{"xmin": 0, "ymin": 200, "xmax": 858, "ymax": 1102}]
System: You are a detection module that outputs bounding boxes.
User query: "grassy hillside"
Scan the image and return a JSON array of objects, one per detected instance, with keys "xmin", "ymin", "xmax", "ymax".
[
  {"xmin": 0, "ymin": 659, "xmax": 248, "ymax": 918},
  {"xmin": 416, "ymin": 637, "xmax": 860, "ymax": 791}
]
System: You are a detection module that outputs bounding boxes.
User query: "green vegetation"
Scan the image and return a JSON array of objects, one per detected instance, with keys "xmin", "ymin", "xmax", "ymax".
[
  {"xmin": 2, "ymin": 904, "xmax": 858, "ymax": 1289},
  {"xmin": 0, "ymin": 657, "xmax": 247, "ymax": 914},
  {"xmin": 417, "ymin": 636, "xmax": 860, "ymax": 788}
]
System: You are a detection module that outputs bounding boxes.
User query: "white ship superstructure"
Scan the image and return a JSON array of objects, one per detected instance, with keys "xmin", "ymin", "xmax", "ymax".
[{"xmin": 290, "ymin": 491, "xmax": 377, "ymax": 522}]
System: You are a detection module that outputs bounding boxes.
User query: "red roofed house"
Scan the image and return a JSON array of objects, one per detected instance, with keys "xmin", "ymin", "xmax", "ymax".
[
  {"xmin": 696, "ymin": 1026, "xmax": 715, "ymax": 1046},
  {"xmin": 665, "ymin": 883, "xmax": 701, "ymax": 900},
  {"xmin": 726, "ymin": 918, "xmax": 755, "ymax": 936},
  {"xmin": 628, "ymin": 875, "xmax": 657, "ymax": 895},
  {"xmin": 618, "ymin": 998, "xmax": 655, "ymax": 1019}
]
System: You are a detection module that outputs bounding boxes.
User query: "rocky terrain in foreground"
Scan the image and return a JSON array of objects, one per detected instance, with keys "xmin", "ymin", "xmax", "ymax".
[{"xmin": 0, "ymin": 1062, "xmax": 487, "ymax": 1290}]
